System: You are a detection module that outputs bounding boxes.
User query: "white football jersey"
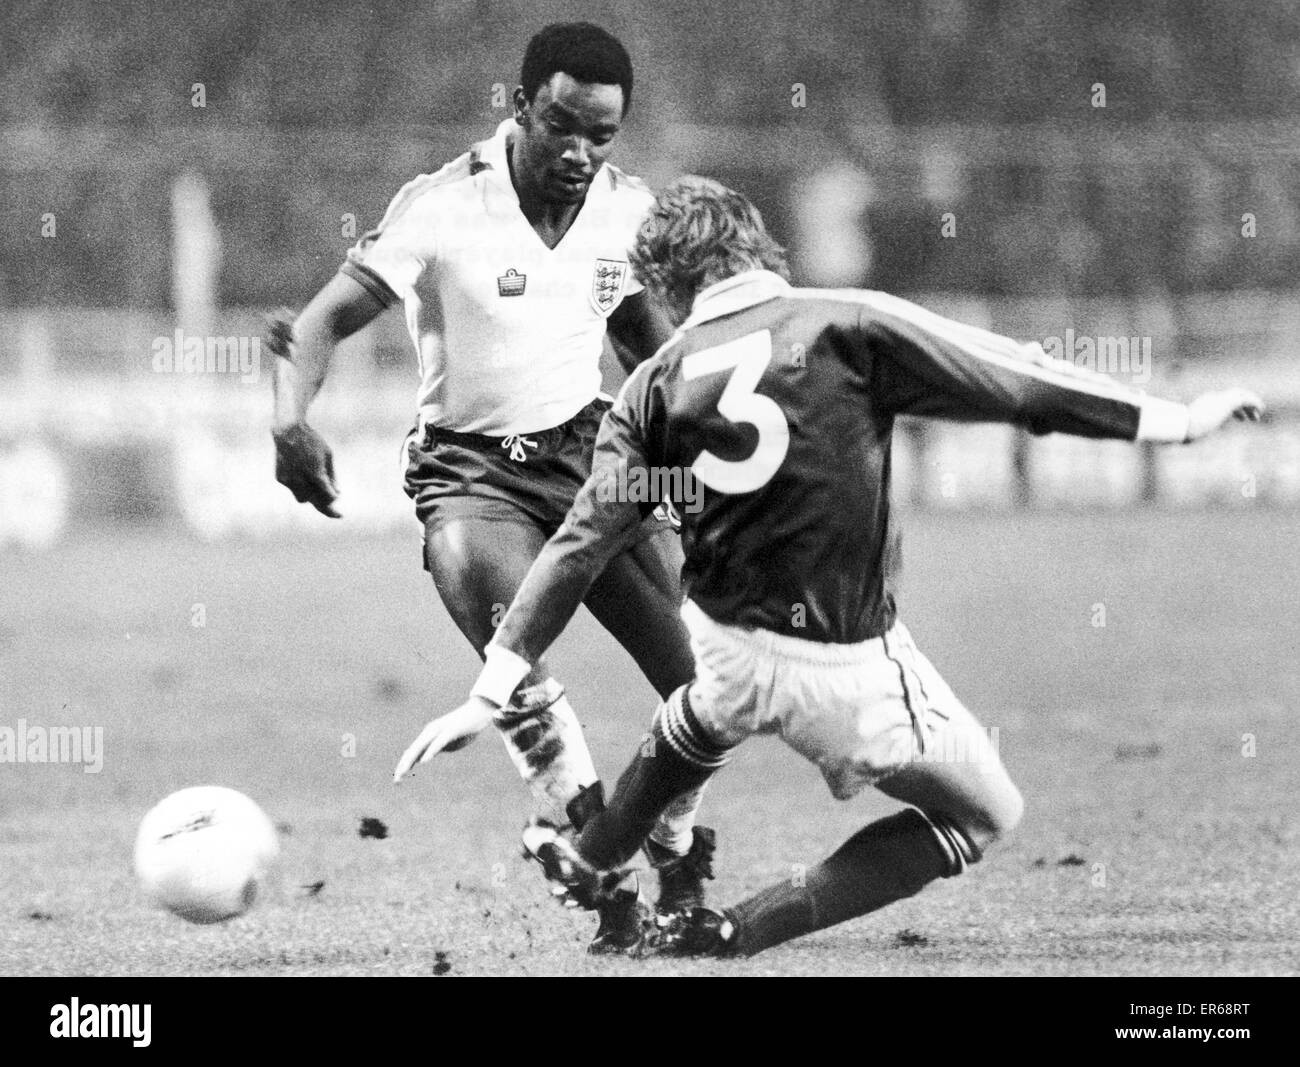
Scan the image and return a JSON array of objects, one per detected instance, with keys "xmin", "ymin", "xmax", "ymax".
[{"xmin": 343, "ymin": 119, "xmax": 652, "ymax": 435}]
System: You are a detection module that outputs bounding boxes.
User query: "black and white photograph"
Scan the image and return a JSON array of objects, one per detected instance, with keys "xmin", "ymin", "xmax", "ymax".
[{"xmin": 1, "ymin": 0, "xmax": 1295, "ymax": 1018}]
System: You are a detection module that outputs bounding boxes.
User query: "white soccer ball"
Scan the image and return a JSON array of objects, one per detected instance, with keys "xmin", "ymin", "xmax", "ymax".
[{"xmin": 134, "ymin": 786, "xmax": 280, "ymax": 924}]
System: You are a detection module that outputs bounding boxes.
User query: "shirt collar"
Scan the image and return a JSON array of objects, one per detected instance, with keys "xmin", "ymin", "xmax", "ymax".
[
  {"xmin": 680, "ymin": 269, "xmax": 791, "ymax": 328},
  {"xmin": 474, "ymin": 119, "xmax": 516, "ymax": 192}
]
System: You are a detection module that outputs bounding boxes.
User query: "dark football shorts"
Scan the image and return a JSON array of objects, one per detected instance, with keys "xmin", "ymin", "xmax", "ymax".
[{"xmin": 402, "ymin": 397, "xmax": 670, "ymax": 559}]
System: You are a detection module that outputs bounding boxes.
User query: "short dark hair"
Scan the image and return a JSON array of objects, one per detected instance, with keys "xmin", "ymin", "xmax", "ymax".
[{"xmin": 520, "ymin": 22, "xmax": 634, "ymax": 114}]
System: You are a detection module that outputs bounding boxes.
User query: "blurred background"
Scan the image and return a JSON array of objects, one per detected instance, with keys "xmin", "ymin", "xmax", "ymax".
[
  {"xmin": 2, "ymin": 0, "xmax": 1298, "ymax": 546},
  {"xmin": 5, "ymin": 3, "xmax": 1299, "ymax": 981}
]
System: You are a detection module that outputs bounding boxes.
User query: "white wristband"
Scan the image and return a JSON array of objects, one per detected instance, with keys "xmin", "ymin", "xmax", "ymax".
[
  {"xmin": 1136, "ymin": 397, "xmax": 1191, "ymax": 443},
  {"xmin": 471, "ymin": 643, "xmax": 533, "ymax": 708}
]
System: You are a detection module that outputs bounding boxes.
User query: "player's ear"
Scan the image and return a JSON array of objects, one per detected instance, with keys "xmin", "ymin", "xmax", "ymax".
[{"xmin": 512, "ymin": 86, "xmax": 530, "ymax": 126}]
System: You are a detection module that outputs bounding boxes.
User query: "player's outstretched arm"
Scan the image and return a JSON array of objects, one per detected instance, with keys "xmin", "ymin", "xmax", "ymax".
[
  {"xmin": 269, "ymin": 272, "xmax": 387, "ymax": 517},
  {"xmin": 1184, "ymin": 387, "xmax": 1264, "ymax": 442},
  {"xmin": 856, "ymin": 292, "xmax": 1264, "ymax": 444}
]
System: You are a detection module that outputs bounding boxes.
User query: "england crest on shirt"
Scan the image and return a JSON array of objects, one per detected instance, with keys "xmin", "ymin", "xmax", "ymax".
[{"xmin": 590, "ymin": 258, "xmax": 629, "ymax": 317}]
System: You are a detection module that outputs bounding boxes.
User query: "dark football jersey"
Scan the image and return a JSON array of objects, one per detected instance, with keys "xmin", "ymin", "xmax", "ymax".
[{"xmin": 493, "ymin": 271, "xmax": 1166, "ymax": 657}]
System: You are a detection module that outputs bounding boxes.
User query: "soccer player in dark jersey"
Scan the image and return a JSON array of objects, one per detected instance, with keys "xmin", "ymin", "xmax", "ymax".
[
  {"xmin": 272, "ymin": 25, "xmax": 716, "ymax": 953},
  {"xmin": 403, "ymin": 175, "xmax": 1264, "ymax": 957}
]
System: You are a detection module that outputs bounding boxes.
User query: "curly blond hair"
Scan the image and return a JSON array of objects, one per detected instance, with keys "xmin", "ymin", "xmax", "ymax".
[{"xmin": 629, "ymin": 176, "xmax": 788, "ymax": 320}]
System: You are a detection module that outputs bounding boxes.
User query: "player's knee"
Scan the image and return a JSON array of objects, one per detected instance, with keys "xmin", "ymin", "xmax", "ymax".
[
  {"xmin": 997, "ymin": 781, "xmax": 1025, "ymax": 837},
  {"xmin": 924, "ymin": 779, "xmax": 1024, "ymax": 874},
  {"xmin": 965, "ymin": 779, "xmax": 1025, "ymax": 853}
]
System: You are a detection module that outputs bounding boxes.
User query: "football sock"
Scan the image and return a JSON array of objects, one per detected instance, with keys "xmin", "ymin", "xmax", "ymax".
[
  {"xmin": 494, "ymin": 678, "xmax": 597, "ymax": 828},
  {"xmin": 565, "ymin": 781, "xmax": 606, "ymax": 832},
  {"xmin": 647, "ymin": 785, "xmax": 707, "ymax": 857},
  {"xmin": 726, "ymin": 808, "xmax": 975, "ymax": 956},
  {"xmin": 580, "ymin": 686, "xmax": 730, "ymax": 871}
]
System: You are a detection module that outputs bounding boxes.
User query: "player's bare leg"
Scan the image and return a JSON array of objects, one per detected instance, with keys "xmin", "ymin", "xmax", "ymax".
[
  {"xmin": 424, "ymin": 503, "xmax": 651, "ymax": 951},
  {"xmin": 580, "ymin": 527, "xmax": 715, "ymax": 913},
  {"xmin": 423, "ymin": 499, "xmax": 599, "ymax": 828},
  {"xmin": 581, "ymin": 526, "xmax": 696, "ymax": 698},
  {"xmin": 425, "ymin": 500, "xmax": 711, "ymax": 950}
]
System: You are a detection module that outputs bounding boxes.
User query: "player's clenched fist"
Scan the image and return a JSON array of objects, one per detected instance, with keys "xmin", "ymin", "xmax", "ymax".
[
  {"xmin": 272, "ymin": 421, "xmax": 341, "ymax": 518},
  {"xmin": 1186, "ymin": 388, "xmax": 1264, "ymax": 442}
]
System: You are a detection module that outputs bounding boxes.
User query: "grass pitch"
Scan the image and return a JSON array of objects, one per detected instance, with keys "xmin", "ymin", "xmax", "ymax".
[{"xmin": 1, "ymin": 510, "xmax": 1296, "ymax": 976}]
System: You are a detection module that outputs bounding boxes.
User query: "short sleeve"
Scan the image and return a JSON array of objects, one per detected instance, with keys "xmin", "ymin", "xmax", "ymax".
[
  {"xmin": 342, "ymin": 226, "xmax": 422, "ymax": 308},
  {"xmin": 340, "ymin": 180, "xmax": 436, "ymax": 307}
]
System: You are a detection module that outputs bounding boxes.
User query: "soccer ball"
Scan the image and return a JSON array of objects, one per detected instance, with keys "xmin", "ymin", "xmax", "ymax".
[{"xmin": 134, "ymin": 786, "xmax": 279, "ymax": 924}]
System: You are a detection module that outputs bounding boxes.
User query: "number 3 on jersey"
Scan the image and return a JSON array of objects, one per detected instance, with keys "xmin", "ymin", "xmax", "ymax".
[{"xmin": 681, "ymin": 329, "xmax": 789, "ymax": 494}]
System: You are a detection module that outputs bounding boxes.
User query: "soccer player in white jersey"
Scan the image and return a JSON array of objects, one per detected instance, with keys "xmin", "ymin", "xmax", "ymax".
[
  {"xmin": 270, "ymin": 24, "xmax": 714, "ymax": 953},
  {"xmin": 408, "ymin": 177, "xmax": 1265, "ymax": 958}
]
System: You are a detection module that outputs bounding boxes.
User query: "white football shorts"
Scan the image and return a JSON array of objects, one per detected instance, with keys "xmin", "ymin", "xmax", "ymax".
[{"xmin": 681, "ymin": 598, "xmax": 996, "ymax": 800}]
